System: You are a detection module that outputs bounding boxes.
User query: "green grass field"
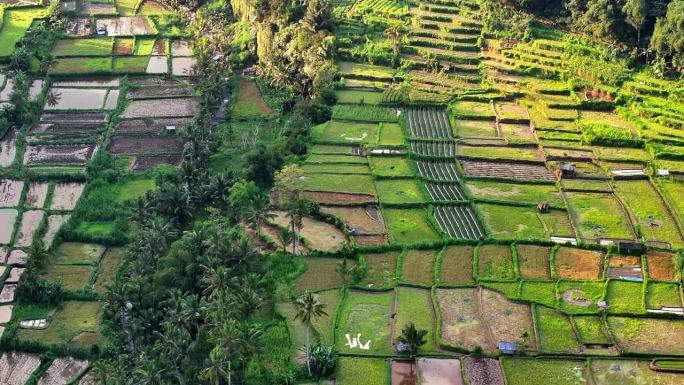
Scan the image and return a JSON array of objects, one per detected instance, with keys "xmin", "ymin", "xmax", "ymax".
[
  {"xmin": 53, "ymin": 38, "xmax": 113, "ymax": 57},
  {"xmin": 478, "ymin": 203, "xmax": 575, "ymax": 240},
  {"xmin": 378, "ymin": 123, "xmax": 404, "ymax": 145},
  {"xmin": 368, "ymin": 156, "xmax": 414, "ymax": 177},
  {"xmin": 520, "ymin": 281, "xmax": 556, "ymax": 308},
  {"xmin": 535, "ymin": 306, "xmax": 581, "ymax": 353},
  {"xmin": 501, "ymin": 358, "xmax": 587, "ymax": 385},
  {"xmin": 565, "ymin": 192, "xmax": 635, "ymax": 241},
  {"xmin": 572, "ymin": 316, "xmax": 610, "ymax": 344},
  {"xmin": 336, "ymin": 290, "xmax": 394, "ymax": 355},
  {"xmin": 17, "ymin": 301, "xmax": 103, "ymax": 348},
  {"xmin": 394, "ymin": 287, "xmax": 437, "ymax": 351},
  {"xmin": 466, "ymin": 180, "xmax": 563, "ymax": 206},
  {"xmin": 312, "ymin": 120, "xmax": 380, "ymax": 144},
  {"xmin": 383, "ymin": 208, "xmax": 441, "ymax": 244},
  {"xmin": 645, "ymin": 281, "xmax": 682, "ymax": 309},
  {"xmin": 0, "ymin": 7, "xmax": 49, "ymax": 58},
  {"xmin": 458, "ymin": 145, "xmax": 541, "ymax": 161},
  {"xmin": 336, "ymin": 357, "xmax": 389, "ymax": 385},
  {"xmin": 334, "ymin": 89, "xmax": 384, "ymax": 104},
  {"xmin": 613, "ymin": 180, "xmax": 683, "ymax": 248},
  {"xmin": 605, "ymin": 280, "xmax": 644, "ymax": 314},
  {"xmin": 50, "ymin": 57, "xmax": 113, "ymax": 74},
  {"xmin": 375, "ymin": 179, "xmax": 426, "ymax": 204},
  {"xmin": 302, "ymin": 173, "xmax": 377, "ymax": 195},
  {"xmin": 114, "ymin": 56, "xmax": 150, "ymax": 72}
]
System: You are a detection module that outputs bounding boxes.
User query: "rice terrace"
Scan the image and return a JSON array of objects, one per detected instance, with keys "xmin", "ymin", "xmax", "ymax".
[{"xmin": 0, "ymin": 0, "xmax": 683, "ymax": 383}]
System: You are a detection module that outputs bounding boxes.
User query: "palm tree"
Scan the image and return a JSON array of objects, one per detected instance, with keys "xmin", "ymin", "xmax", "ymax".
[
  {"xmin": 286, "ymin": 197, "xmax": 313, "ymax": 256},
  {"xmin": 294, "ymin": 292, "xmax": 327, "ymax": 377},
  {"xmin": 46, "ymin": 90, "xmax": 61, "ymax": 107},
  {"xmin": 198, "ymin": 346, "xmax": 231, "ymax": 385},
  {"xmin": 396, "ymin": 322, "xmax": 428, "ymax": 355},
  {"xmin": 384, "ymin": 24, "xmax": 407, "ymax": 60}
]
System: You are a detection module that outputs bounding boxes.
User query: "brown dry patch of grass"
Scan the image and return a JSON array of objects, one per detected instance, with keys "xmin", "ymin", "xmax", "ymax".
[
  {"xmin": 555, "ymin": 247, "xmax": 604, "ymax": 280},
  {"xmin": 609, "ymin": 255, "xmax": 640, "ymax": 268},
  {"xmin": 401, "ymin": 249, "xmax": 437, "ymax": 286},
  {"xmin": 646, "ymin": 251, "xmax": 677, "ymax": 281},
  {"xmin": 320, "ymin": 205, "xmax": 386, "ymax": 235},
  {"xmin": 270, "ymin": 211, "xmax": 347, "ymax": 252},
  {"xmin": 295, "ymin": 257, "xmax": 351, "ymax": 293},
  {"xmin": 480, "ymin": 289, "xmax": 537, "ymax": 351},
  {"xmin": 516, "ymin": 244, "xmax": 551, "ymax": 280},
  {"xmin": 608, "ymin": 317, "xmax": 684, "ymax": 355},
  {"xmin": 436, "ymin": 288, "xmax": 494, "ymax": 351},
  {"xmin": 439, "ymin": 245, "xmax": 475, "ymax": 285},
  {"xmin": 360, "ymin": 251, "xmax": 398, "ymax": 288}
]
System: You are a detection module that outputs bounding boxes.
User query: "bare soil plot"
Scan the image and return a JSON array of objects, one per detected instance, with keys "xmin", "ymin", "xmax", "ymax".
[
  {"xmin": 591, "ymin": 359, "xmax": 684, "ymax": 385},
  {"xmin": 79, "ymin": 3, "xmax": 116, "ymax": 14},
  {"xmin": 0, "ymin": 306, "xmax": 11, "ymax": 322},
  {"xmin": 0, "ymin": 209, "xmax": 18, "ymax": 244},
  {"xmin": 480, "ymin": 289, "xmax": 537, "ymax": 350},
  {"xmin": 23, "ymin": 144, "xmax": 97, "ymax": 165},
  {"xmin": 516, "ymin": 244, "xmax": 551, "ymax": 279},
  {"xmin": 269, "ymin": 211, "xmax": 347, "ymax": 252},
  {"xmin": 172, "ymin": 57, "xmax": 196, "ymax": 76},
  {"xmin": 0, "ymin": 285, "xmax": 16, "ymax": 303},
  {"xmin": 132, "ymin": 155, "xmax": 181, "ymax": 170},
  {"xmin": 359, "ymin": 251, "xmax": 399, "ymax": 288},
  {"xmin": 43, "ymin": 215, "xmax": 71, "ymax": 247},
  {"xmin": 646, "ymin": 251, "xmax": 677, "ymax": 281},
  {"xmin": 460, "ymin": 160, "xmax": 556, "ymax": 181},
  {"xmin": 121, "ymin": 98, "xmax": 200, "ymax": 118},
  {"xmin": 0, "ymin": 180, "xmax": 23, "ymax": 207},
  {"xmin": 303, "ymin": 191, "xmax": 376, "ymax": 205},
  {"xmin": 40, "ymin": 111, "xmax": 108, "ymax": 123},
  {"xmin": 37, "ymin": 358, "xmax": 89, "ymax": 385},
  {"xmin": 607, "ymin": 255, "xmax": 642, "ymax": 280},
  {"xmin": 8, "ymin": 249, "xmax": 27, "ymax": 265},
  {"xmin": 0, "ymin": 351, "xmax": 41, "ymax": 385},
  {"xmin": 0, "ymin": 248, "xmax": 6, "ymax": 264},
  {"xmin": 418, "ymin": 358, "xmax": 464, "ymax": 385},
  {"xmin": 0, "ymin": 129, "xmax": 17, "ymax": 167},
  {"xmin": 392, "ymin": 360, "xmax": 417, "ymax": 385},
  {"xmin": 354, "ymin": 234, "xmax": 387, "ymax": 246},
  {"xmin": 477, "ymin": 245, "xmax": 515, "ymax": 281},
  {"xmin": 321, "ymin": 205, "xmax": 386, "ymax": 235},
  {"xmin": 555, "ymin": 247, "xmax": 604, "ymax": 280},
  {"xmin": 108, "ymin": 135, "xmax": 183, "ymax": 155},
  {"xmin": 295, "ymin": 257, "xmax": 351, "ymax": 293},
  {"xmin": 96, "ymin": 16, "xmax": 154, "ymax": 35},
  {"xmin": 465, "ymin": 357, "xmax": 504, "ymax": 385},
  {"xmin": 171, "ymin": 40, "xmax": 193, "ymax": 56},
  {"xmin": 50, "ymin": 182, "xmax": 86, "ymax": 210},
  {"xmin": 439, "ymin": 245, "xmax": 475, "ymax": 285},
  {"xmin": 435, "ymin": 288, "xmax": 494, "ymax": 351},
  {"xmin": 116, "ymin": 118, "xmax": 191, "ymax": 133},
  {"xmin": 126, "ymin": 87, "xmax": 192, "ymax": 99},
  {"xmin": 104, "ymin": 90, "xmax": 119, "ymax": 109},
  {"xmin": 78, "ymin": 371, "xmax": 96, "ymax": 385},
  {"xmin": 608, "ymin": 317, "xmax": 684, "ymax": 354},
  {"xmin": 400, "ymin": 249, "xmax": 437, "ymax": 285},
  {"xmin": 44, "ymin": 88, "xmax": 107, "ymax": 110},
  {"xmin": 152, "ymin": 39, "xmax": 166, "ymax": 55},
  {"xmin": 146, "ymin": 56, "xmax": 168, "ymax": 74},
  {"xmin": 25, "ymin": 182, "xmax": 48, "ymax": 208},
  {"xmin": 6, "ymin": 267, "xmax": 25, "ymax": 283},
  {"xmin": 15, "ymin": 210, "xmax": 45, "ymax": 247}
]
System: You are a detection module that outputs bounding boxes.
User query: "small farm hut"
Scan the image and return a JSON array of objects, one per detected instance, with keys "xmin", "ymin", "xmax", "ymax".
[{"xmin": 498, "ymin": 341, "xmax": 517, "ymax": 355}]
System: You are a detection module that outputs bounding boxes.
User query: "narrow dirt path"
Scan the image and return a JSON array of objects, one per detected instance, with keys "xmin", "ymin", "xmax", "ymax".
[{"xmin": 475, "ymin": 287, "xmax": 497, "ymax": 350}]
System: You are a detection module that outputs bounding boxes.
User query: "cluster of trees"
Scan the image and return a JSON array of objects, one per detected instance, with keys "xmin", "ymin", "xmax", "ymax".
[
  {"xmin": 491, "ymin": 0, "xmax": 684, "ymax": 73},
  {"xmin": 232, "ymin": 0, "xmax": 336, "ymax": 99}
]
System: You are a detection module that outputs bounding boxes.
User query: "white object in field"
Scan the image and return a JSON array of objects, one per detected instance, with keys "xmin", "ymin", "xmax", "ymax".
[
  {"xmin": 657, "ymin": 169, "xmax": 669, "ymax": 176},
  {"xmin": 20, "ymin": 319, "xmax": 48, "ymax": 329},
  {"xmin": 550, "ymin": 236, "xmax": 577, "ymax": 245},
  {"xmin": 345, "ymin": 333, "xmax": 371, "ymax": 350},
  {"xmin": 611, "ymin": 169, "xmax": 645, "ymax": 177}
]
